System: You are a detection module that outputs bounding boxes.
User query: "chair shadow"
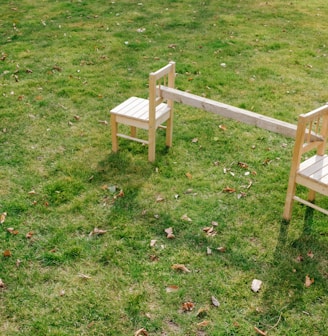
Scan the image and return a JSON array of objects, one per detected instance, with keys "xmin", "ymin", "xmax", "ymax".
[{"xmin": 255, "ymin": 207, "xmax": 327, "ymax": 332}]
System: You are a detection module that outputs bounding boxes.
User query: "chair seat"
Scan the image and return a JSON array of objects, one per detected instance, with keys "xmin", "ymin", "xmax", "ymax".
[
  {"xmin": 111, "ymin": 96, "xmax": 170, "ymax": 124},
  {"xmin": 297, "ymin": 154, "xmax": 328, "ymax": 195}
]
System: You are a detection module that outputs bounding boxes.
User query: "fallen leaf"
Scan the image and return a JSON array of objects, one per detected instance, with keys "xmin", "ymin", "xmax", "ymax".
[
  {"xmin": 197, "ymin": 320, "xmax": 210, "ymax": 328},
  {"xmin": 182, "ymin": 301, "xmax": 195, "ymax": 311},
  {"xmin": 166, "ymin": 285, "xmax": 179, "ymax": 293},
  {"xmin": 238, "ymin": 161, "xmax": 248, "ymax": 168},
  {"xmin": 156, "ymin": 195, "xmax": 165, "ymax": 202},
  {"xmin": 0, "ymin": 279, "xmax": 5, "ymax": 288},
  {"xmin": 206, "ymin": 247, "xmax": 212, "ymax": 255},
  {"xmin": 59, "ymin": 289, "xmax": 65, "ymax": 296},
  {"xmin": 26, "ymin": 231, "xmax": 34, "ymax": 239},
  {"xmin": 134, "ymin": 328, "xmax": 148, "ymax": 336},
  {"xmin": 7, "ymin": 228, "xmax": 19, "ymax": 235},
  {"xmin": 219, "ymin": 124, "xmax": 227, "ymax": 131},
  {"xmin": 0, "ymin": 212, "xmax": 7, "ymax": 224},
  {"xmin": 216, "ymin": 246, "xmax": 226, "ymax": 253},
  {"xmin": 78, "ymin": 273, "xmax": 92, "ymax": 279},
  {"xmin": 307, "ymin": 250, "xmax": 314, "ymax": 259},
  {"xmin": 28, "ymin": 190, "xmax": 36, "ymax": 195},
  {"xmin": 89, "ymin": 228, "xmax": 107, "ymax": 236},
  {"xmin": 150, "ymin": 239, "xmax": 157, "ymax": 247},
  {"xmin": 181, "ymin": 214, "xmax": 192, "ymax": 222},
  {"xmin": 98, "ymin": 120, "xmax": 108, "ymax": 125},
  {"xmin": 211, "ymin": 221, "xmax": 218, "ymax": 226},
  {"xmin": 251, "ymin": 279, "xmax": 263, "ymax": 292},
  {"xmin": 191, "ymin": 138, "xmax": 198, "ymax": 143},
  {"xmin": 305, "ymin": 275, "xmax": 314, "ymax": 288},
  {"xmin": 211, "ymin": 296, "xmax": 220, "ymax": 307},
  {"xmin": 254, "ymin": 326, "xmax": 267, "ymax": 335},
  {"xmin": 114, "ymin": 189, "xmax": 124, "ymax": 198},
  {"xmin": 296, "ymin": 255, "xmax": 303, "ymax": 262},
  {"xmin": 185, "ymin": 172, "xmax": 192, "ymax": 179},
  {"xmin": 164, "ymin": 227, "xmax": 175, "ymax": 239},
  {"xmin": 3, "ymin": 250, "xmax": 11, "ymax": 257},
  {"xmin": 223, "ymin": 186, "xmax": 236, "ymax": 193},
  {"xmin": 149, "ymin": 254, "xmax": 159, "ymax": 262},
  {"xmin": 16, "ymin": 259, "xmax": 21, "ymax": 267},
  {"xmin": 172, "ymin": 264, "xmax": 191, "ymax": 273}
]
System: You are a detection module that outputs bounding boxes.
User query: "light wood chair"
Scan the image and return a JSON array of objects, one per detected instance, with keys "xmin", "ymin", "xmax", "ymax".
[
  {"xmin": 283, "ymin": 105, "xmax": 328, "ymax": 221},
  {"xmin": 110, "ymin": 61, "xmax": 176, "ymax": 162}
]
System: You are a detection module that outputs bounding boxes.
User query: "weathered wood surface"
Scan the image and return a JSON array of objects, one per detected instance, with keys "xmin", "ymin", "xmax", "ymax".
[{"xmin": 160, "ymin": 86, "xmax": 298, "ymax": 138}]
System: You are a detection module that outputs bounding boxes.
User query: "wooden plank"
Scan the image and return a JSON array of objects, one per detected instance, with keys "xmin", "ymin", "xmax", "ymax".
[{"xmin": 160, "ymin": 86, "xmax": 298, "ymax": 138}]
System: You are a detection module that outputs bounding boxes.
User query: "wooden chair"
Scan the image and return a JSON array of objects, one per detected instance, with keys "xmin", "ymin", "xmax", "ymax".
[
  {"xmin": 110, "ymin": 62, "xmax": 176, "ymax": 162},
  {"xmin": 283, "ymin": 105, "xmax": 328, "ymax": 220}
]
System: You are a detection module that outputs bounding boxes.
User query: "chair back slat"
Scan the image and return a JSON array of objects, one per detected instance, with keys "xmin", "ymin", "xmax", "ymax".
[{"xmin": 148, "ymin": 62, "xmax": 175, "ymax": 121}]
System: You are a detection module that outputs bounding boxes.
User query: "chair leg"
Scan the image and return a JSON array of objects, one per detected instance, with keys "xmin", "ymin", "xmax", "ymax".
[
  {"xmin": 110, "ymin": 115, "xmax": 118, "ymax": 152},
  {"xmin": 148, "ymin": 128, "xmax": 156, "ymax": 162},
  {"xmin": 131, "ymin": 126, "xmax": 137, "ymax": 138},
  {"xmin": 308, "ymin": 189, "xmax": 316, "ymax": 203},
  {"xmin": 283, "ymin": 182, "xmax": 296, "ymax": 221},
  {"xmin": 165, "ymin": 117, "xmax": 173, "ymax": 147}
]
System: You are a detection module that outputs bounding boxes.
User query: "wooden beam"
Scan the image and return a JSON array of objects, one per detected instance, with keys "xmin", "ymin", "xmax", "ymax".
[{"xmin": 160, "ymin": 86, "xmax": 298, "ymax": 138}]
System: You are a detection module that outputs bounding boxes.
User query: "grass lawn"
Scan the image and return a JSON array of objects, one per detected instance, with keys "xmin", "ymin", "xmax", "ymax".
[{"xmin": 1, "ymin": 1, "xmax": 327, "ymax": 335}]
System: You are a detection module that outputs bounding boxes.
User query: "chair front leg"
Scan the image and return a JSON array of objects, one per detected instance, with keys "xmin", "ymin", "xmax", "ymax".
[{"xmin": 110, "ymin": 115, "xmax": 118, "ymax": 152}]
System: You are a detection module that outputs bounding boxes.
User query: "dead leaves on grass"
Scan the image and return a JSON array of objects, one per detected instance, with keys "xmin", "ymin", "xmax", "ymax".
[{"xmin": 172, "ymin": 264, "xmax": 191, "ymax": 273}]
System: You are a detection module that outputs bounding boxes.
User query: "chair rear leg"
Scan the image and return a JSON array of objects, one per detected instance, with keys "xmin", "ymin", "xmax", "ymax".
[
  {"xmin": 308, "ymin": 190, "xmax": 316, "ymax": 203},
  {"xmin": 148, "ymin": 128, "xmax": 156, "ymax": 162},
  {"xmin": 111, "ymin": 115, "xmax": 118, "ymax": 152},
  {"xmin": 283, "ymin": 182, "xmax": 296, "ymax": 221},
  {"xmin": 165, "ymin": 117, "xmax": 173, "ymax": 147},
  {"xmin": 131, "ymin": 126, "xmax": 137, "ymax": 138}
]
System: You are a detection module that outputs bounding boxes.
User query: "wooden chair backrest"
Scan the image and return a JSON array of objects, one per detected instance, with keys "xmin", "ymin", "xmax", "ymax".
[
  {"xmin": 148, "ymin": 61, "xmax": 175, "ymax": 122},
  {"xmin": 292, "ymin": 105, "xmax": 328, "ymax": 167}
]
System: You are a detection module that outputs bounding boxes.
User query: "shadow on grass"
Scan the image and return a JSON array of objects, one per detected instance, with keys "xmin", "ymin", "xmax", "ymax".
[{"xmin": 256, "ymin": 207, "xmax": 328, "ymax": 333}]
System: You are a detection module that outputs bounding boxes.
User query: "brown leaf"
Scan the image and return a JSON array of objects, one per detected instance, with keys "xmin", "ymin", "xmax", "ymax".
[
  {"xmin": 149, "ymin": 254, "xmax": 159, "ymax": 262},
  {"xmin": 296, "ymin": 255, "xmax": 303, "ymax": 262},
  {"xmin": 156, "ymin": 195, "xmax": 165, "ymax": 202},
  {"xmin": 185, "ymin": 172, "xmax": 192, "ymax": 179},
  {"xmin": 307, "ymin": 250, "xmax": 314, "ymax": 259},
  {"xmin": 172, "ymin": 264, "xmax": 191, "ymax": 273},
  {"xmin": 305, "ymin": 275, "xmax": 314, "ymax": 288},
  {"xmin": 182, "ymin": 301, "xmax": 194, "ymax": 311},
  {"xmin": 134, "ymin": 328, "xmax": 148, "ymax": 336},
  {"xmin": 26, "ymin": 231, "xmax": 34, "ymax": 239},
  {"xmin": 89, "ymin": 228, "xmax": 107, "ymax": 236},
  {"xmin": 164, "ymin": 227, "xmax": 175, "ymax": 239},
  {"xmin": 197, "ymin": 320, "xmax": 210, "ymax": 328},
  {"xmin": 0, "ymin": 212, "xmax": 7, "ymax": 224},
  {"xmin": 238, "ymin": 161, "xmax": 249, "ymax": 169},
  {"xmin": 150, "ymin": 239, "xmax": 157, "ymax": 247},
  {"xmin": 219, "ymin": 124, "xmax": 227, "ymax": 131},
  {"xmin": 216, "ymin": 246, "xmax": 226, "ymax": 253},
  {"xmin": 166, "ymin": 285, "xmax": 179, "ymax": 293},
  {"xmin": 0, "ymin": 278, "xmax": 5, "ymax": 288},
  {"xmin": 3, "ymin": 250, "xmax": 11, "ymax": 257},
  {"xmin": 7, "ymin": 228, "xmax": 19, "ymax": 235},
  {"xmin": 114, "ymin": 189, "xmax": 124, "ymax": 198},
  {"xmin": 254, "ymin": 326, "xmax": 267, "ymax": 336},
  {"xmin": 181, "ymin": 214, "xmax": 192, "ymax": 222},
  {"xmin": 223, "ymin": 186, "xmax": 236, "ymax": 193}
]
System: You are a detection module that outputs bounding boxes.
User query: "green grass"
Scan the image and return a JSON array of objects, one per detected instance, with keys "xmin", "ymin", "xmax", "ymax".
[{"xmin": 1, "ymin": 1, "xmax": 327, "ymax": 335}]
